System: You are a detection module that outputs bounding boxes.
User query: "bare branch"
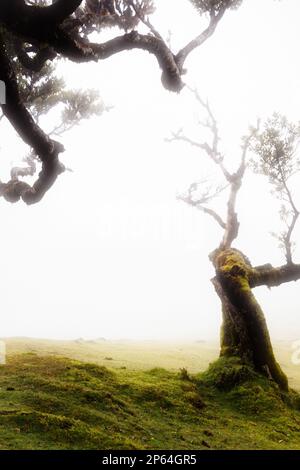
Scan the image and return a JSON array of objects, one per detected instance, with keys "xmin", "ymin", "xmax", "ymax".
[
  {"xmin": 250, "ymin": 262, "xmax": 300, "ymax": 288},
  {"xmin": 167, "ymin": 128, "xmax": 231, "ymax": 182},
  {"xmin": 178, "ymin": 180, "xmax": 227, "ymax": 229},
  {"xmin": 183, "ymin": 197, "xmax": 227, "ymax": 228},
  {"xmin": 176, "ymin": 7, "xmax": 226, "ymax": 71},
  {"xmin": 196, "ymin": 205, "xmax": 226, "ymax": 228},
  {"xmin": 168, "ymin": 89, "xmax": 259, "ymax": 249},
  {"xmin": 221, "ymin": 123, "xmax": 259, "ymax": 249}
]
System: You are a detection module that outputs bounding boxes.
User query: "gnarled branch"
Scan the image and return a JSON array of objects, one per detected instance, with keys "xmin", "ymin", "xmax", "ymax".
[
  {"xmin": 0, "ymin": 0, "xmax": 235, "ymax": 203},
  {"xmin": 250, "ymin": 263, "xmax": 300, "ymax": 288},
  {"xmin": 0, "ymin": 32, "xmax": 65, "ymax": 204}
]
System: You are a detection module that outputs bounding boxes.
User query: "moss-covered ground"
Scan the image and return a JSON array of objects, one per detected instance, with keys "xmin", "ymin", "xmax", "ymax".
[{"xmin": 0, "ymin": 352, "xmax": 299, "ymax": 450}]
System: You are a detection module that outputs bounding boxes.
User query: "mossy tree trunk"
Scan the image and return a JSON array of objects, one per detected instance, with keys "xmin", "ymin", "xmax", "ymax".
[
  {"xmin": 172, "ymin": 91, "xmax": 300, "ymax": 392},
  {"xmin": 210, "ymin": 248, "xmax": 288, "ymax": 391}
]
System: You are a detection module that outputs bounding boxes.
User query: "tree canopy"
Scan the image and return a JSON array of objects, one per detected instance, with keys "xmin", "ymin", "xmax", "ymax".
[{"xmin": 0, "ymin": 0, "xmax": 241, "ymax": 204}]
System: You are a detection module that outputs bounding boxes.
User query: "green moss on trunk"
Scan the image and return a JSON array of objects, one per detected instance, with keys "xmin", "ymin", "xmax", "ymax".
[{"xmin": 210, "ymin": 248, "xmax": 288, "ymax": 391}]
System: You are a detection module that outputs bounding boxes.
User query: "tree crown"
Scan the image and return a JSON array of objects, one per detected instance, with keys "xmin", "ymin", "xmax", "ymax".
[{"xmin": 0, "ymin": 0, "xmax": 239, "ymax": 204}]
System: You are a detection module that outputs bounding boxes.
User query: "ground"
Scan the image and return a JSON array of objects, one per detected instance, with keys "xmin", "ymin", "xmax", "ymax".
[{"xmin": 0, "ymin": 338, "xmax": 299, "ymax": 450}]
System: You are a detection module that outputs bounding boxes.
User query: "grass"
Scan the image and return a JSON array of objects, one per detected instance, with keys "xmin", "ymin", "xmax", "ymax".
[
  {"xmin": 3, "ymin": 337, "xmax": 299, "ymax": 390},
  {"xmin": 0, "ymin": 341, "xmax": 299, "ymax": 450}
]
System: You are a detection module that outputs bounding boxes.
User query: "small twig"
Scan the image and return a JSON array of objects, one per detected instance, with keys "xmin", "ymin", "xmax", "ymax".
[
  {"xmin": 128, "ymin": 0, "xmax": 163, "ymax": 40},
  {"xmin": 273, "ymin": 147, "xmax": 300, "ymax": 264},
  {"xmin": 178, "ymin": 193, "xmax": 226, "ymax": 229}
]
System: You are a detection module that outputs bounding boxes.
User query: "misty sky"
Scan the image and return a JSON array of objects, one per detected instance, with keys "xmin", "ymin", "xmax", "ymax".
[{"xmin": 1, "ymin": 0, "xmax": 300, "ymax": 341}]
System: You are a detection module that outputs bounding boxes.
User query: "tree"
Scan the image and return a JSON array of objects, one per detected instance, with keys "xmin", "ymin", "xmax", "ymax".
[
  {"xmin": 0, "ymin": 0, "xmax": 241, "ymax": 204},
  {"xmin": 169, "ymin": 90, "xmax": 300, "ymax": 391},
  {"xmin": 0, "ymin": 55, "xmax": 105, "ymax": 203}
]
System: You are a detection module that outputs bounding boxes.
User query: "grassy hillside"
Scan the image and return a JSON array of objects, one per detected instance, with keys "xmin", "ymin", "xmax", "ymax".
[
  {"xmin": 3, "ymin": 337, "xmax": 300, "ymax": 390},
  {"xmin": 0, "ymin": 346, "xmax": 299, "ymax": 450}
]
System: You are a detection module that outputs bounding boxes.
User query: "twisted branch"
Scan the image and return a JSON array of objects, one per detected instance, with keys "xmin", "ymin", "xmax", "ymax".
[
  {"xmin": 0, "ymin": 33, "xmax": 65, "ymax": 204},
  {"xmin": 0, "ymin": 0, "xmax": 233, "ymax": 203}
]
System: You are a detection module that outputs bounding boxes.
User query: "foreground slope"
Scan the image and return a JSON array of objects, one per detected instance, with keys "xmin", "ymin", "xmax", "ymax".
[
  {"xmin": 0, "ymin": 354, "xmax": 299, "ymax": 450},
  {"xmin": 3, "ymin": 337, "xmax": 299, "ymax": 390}
]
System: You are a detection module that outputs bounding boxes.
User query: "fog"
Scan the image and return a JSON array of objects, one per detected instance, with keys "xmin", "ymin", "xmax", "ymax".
[{"xmin": 1, "ymin": 0, "xmax": 300, "ymax": 341}]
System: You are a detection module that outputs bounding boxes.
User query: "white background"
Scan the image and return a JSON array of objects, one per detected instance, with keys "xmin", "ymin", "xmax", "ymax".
[{"xmin": 0, "ymin": 0, "xmax": 300, "ymax": 341}]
